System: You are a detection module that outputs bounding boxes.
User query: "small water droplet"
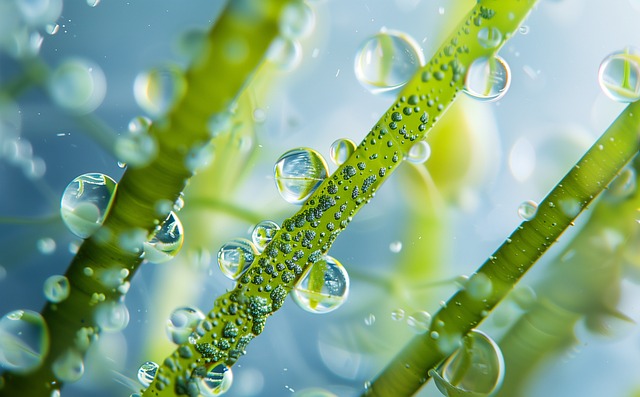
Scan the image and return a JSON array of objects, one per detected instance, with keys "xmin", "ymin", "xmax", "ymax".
[
  {"xmin": 477, "ymin": 27, "xmax": 502, "ymax": 49},
  {"xmin": 510, "ymin": 286, "xmax": 537, "ymax": 309},
  {"xmin": 279, "ymin": 1, "xmax": 315, "ymax": 39},
  {"xmin": 407, "ymin": 311, "xmax": 431, "ymax": 333},
  {"xmin": 60, "ymin": 173, "xmax": 117, "ymax": 239},
  {"xmin": 45, "ymin": 23, "xmax": 59, "ymax": 35},
  {"xmin": 114, "ymin": 128, "xmax": 157, "ymax": 168},
  {"xmin": 36, "ymin": 237, "xmax": 56, "ymax": 255},
  {"xmin": 292, "ymin": 255, "xmax": 350, "ymax": 314},
  {"xmin": 465, "ymin": 273, "xmax": 493, "ymax": 300},
  {"xmin": 267, "ymin": 37, "xmax": 303, "ymax": 71},
  {"xmin": 364, "ymin": 314, "xmax": 376, "ymax": 326},
  {"xmin": 598, "ymin": 47, "xmax": 640, "ymax": 103},
  {"xmin": 207, "ymin": 111, "xmax": 234, "ymax": 138},
  {"xmin": 0, "ymin": 310, "xmax": 49, "ymax": 373},
  {"xmin": 217, "ymin": 238, "xmax": 257, "ymax": 280},
  {"xmin": 166, "ymin": 307, "xmax": 205, "ymax": 344},
  {"xmin": 251, "ymin": 220, "xmax": 280, "ymax": 252},
  {"xmin": 143, "ymin": 212, "xmax": 184, "ymax": 263},
  {"xmin": 94, "ymin": 300, "xmax": 129, "ymax": 332},
  {"xmin": 137, "ymin": 361, "xmax": 158, "ymax": 387},
  {"xmin": 52, "ymin": 349, "xmax": 84, "ymax": 383},
  {"xmin": 16, "ymin": 0, "xmax": 62, "ymax": 26},
  {"xmin": 86, "ymin": 0, "xmax": 100, "ymax": 6},
  {"xmin": 133, "ymin": 65, "xmax": 187, "ymax": 116},
  {"xmin": 438, "ymin": 6, "xmax": 445, "ymax": 14},
  {"xmin": 329, "ymin": 138, "xmax": 356, "ymax": 166},
  {"xmin": 274, "ymin": 148, "xmax": 329, "ymax": 204},
  {"xmin": 464, "ymin": 55, "xmax": 511, "ymax": 102},
  {"xmin": 406, "ymin": 141, "xmax": 431, "ymax": 164},
  {"xmin": 43, "ymin": 275, "xmax": 70, "ymax": 303},
  {"xmin": 389, "ymin": 241, "xmax": 403, "ymax": 253},
  {"xmin": 391, "ymin": 308, "xmax": 405, "ymax": 321},
  {"xmin": 48, "ymin": 59, "xmax": 106, "ymax": 114},
  {"xmin": 517, "ymin": 200, "xmax": 538, "ymax": 221},
  {"xmin": 354, "ymin": 29, "xmax": 424, "ymax": 95},
  {"xmin": 518, "ymin": 25, "xmax": 530, "ymax": 35},
  {"xmin": 197, "ymin": 364, "xmax": 233, "ymax": 396}
]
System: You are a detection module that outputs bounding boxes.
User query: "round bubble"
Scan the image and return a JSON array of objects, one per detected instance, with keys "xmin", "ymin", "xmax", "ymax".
[
  {"xmin": 217, "ymin": 238, "xmax": 257, "ymax": 280},
  {"xmin": 60, "ymin": 173, "xmax": 117, "ymax": 239},
  {"xmin": 134, "ymin": 64, "xmax": 187, "ymax": 116},
  {"xmin": 292, "ymin": 255, "xmax": 350, "ymax": 314},
  {"xmin": 267, "ymin": 37, "xmax": 302, "ymax": 71},
  {"xmin": 197, "ymin": 364, "xmax": 233, "ymax": 396},
  {"xmin": 251, "ymin": 220, "xmax": 280, "ymax": 252},
  {"xmin": 406, "ymin": 141, "xmax": 431, "ymax": 164},
  {"xmin": 477, "ymin": 26, "xmax": 503, "ymax": 49},
  {"xmin": 279, "ymin": 1, "xmax": 315, "ymax": 39},
  {"xmin": 274, "ymin": 147, "xmax": 329, "ymax": 204},
  {"xmin": 329, "ymin": 138, "xmax": 356, "ymax": 166},
  {"xmin": 52, "ymin": 348, "xmax": 84, "ymax": 383},
  {"xmin": 464, "ymin": 55, "xmax": 511, "ymax": 102},
  {"xmin": 166, "ymin": 307, "xmax": 205, "ymax": 344},
  {"xmin": 48, "ymin": 58, "xmax": 107, "ymax": 114},
  {"xmin": 0, "ymin": 310, "xmax": 49, "ymax": 373},
  {"xmin": 517, "ymin": 200, "xmax": 538, "ymax": 221},
  {"xmin": 137, "ymin": 360, "xmax": 158, "ymax": 387},
  {"xmin": 43, "ymin": 275, "xmax": 70, "ymax": 303},
  {"xmin": 143, "ymin": 211, "xmax": 184, "ymax": 263},
  {"xmin": 598, "ymin": 47, "xmax": 640, "ymax": 103}
]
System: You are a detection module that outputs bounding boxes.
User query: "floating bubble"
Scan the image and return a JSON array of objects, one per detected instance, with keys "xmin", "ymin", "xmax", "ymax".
[
  {"xmin": 16, "ymin": 0, "xmax": 62, "ymax": 26},
  {"xmin": 517, "ymin": 200, "xmax": 538, "ymax": 221},
  {"xmin": 52, "ymin": 349, "xmax": 84, "ymax": 383},
  {"xmin": 133, "ymin": 65, "xmax": 187, "ymax": 116},
  {"xmin": 391, "ymin": 308, "xmax": 405, "ymax": 321},
  {"xmin": 279, "ymin": 1, "xmax": 315, "ymax": 39},
  {"xmin": 267, "ymin": 37, "xmax": 303, "ymax": 71},
  {"xmin": 143, "ymin": 211, "xmax": 184, "ymax": 263},
  {"xmin": 292, "ymin": 255, "xmax": 350, "ymax": 314},
  {"xmin": 185, "ymin": 142, "xmax": 214, "ymax": 173},
  {"xmin": 607, "ymin": 167, "xmax": 637, "ymax": 200},
  {"xmin": 464, "ymin": 55, "xmax": 511, "ymax": 102},
  {"xmin": 43, "ymin": 275, "xmax": 70, "ymax": 303},
  {"xmin": 354, "ymin": 29, "xmax": 425, "ymax": 95},
  {"xmin": 94, "ymin": 300, "xmax": 130, "ymax": 332},
  {"xmin": 407, "ymin": 311, "xmax": 431, "ymax": 333},
  {"xmin": 274, "ymin": 148, "xmax": 329, "ymax": 204},
  {"xmin": 137, "ymin": 361, "xmax": 158, "ymax": 387},
  {"xmin": 510, "ymin": 286, "xmax": 537, "ymax": 309},
  {"xmin": 197, "ymin": 364, "xmax": 233, "ymax": 396},
  {"xmin": 44, "ymin": 23, "xmax": 59, "ymax": 35},
  {"xmin": 364, "ymin": 314, "xmax": 376, "ymax": 326},
  {"xmin": 251, "ymin": 220, "xmax": 280, "ymax": 252},
  {"xmin": 87, "ymin": 0, "xmax": 100, "ymax": 7},
  {"xmin": 406, "ymin": 141, "xmax": 431, "ymax": 164},
  {"xmin": 48, "ymin": 59, "xmax": 107, "ymax": 114},
  {"xmin": 217, "ymin": 238, "xmax": 257, "ymax": 280},
  {"xmin": 0, "ymin": 310, "xmax": 49, "ymax": 373},
  {"xmin": 60, "ymin": 173, "xmax": 117, "ymax": 239},
  {"xmin": 518, "ymin": 25, "xmax": 530, "ymax": 35},
  {"xmin": 329, "ymin": 138, "xmax": 356, "ymax": 166},
  {"xmin": 166, "ymin": 307, "xmax": 205, "ymax": 344},
  {"xmin": 598, "ymin": 47, "xmax": 640, "ymax": 103},
  {"xmin": 115, "ymin": 129, "xmax": 157, "ymax": 168},
  {"xmin": 430, "ymin": 330, "xmax": 504, "ymax": 397},
  {"xmin": 389, "ymin": 241, "xmax": 403, "ymax": 253},
  {"xmin": 477, "ymin": 27, "xmax": 502, "ymax": 49},
  {"xmin": 37, "ymin": 237, "xmax": 56, "ymax": 255}
]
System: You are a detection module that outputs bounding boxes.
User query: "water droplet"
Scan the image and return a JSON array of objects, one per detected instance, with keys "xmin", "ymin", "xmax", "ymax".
[
  {"xmin": 464, "ymin": 55, "xmax": 511, "ymax": 102},
  {"xmin": 43, "ymin": 275, "xmax": 70, "ymax": 303},
  {"xmin": 251, "ymin": 220, "xmax": 280, "ymax": 252},
  {"xmin": 389, "ymin": 241, "xmax": 403, "ymax": 253},
  {"xmin": 115, "ymin": 130, "xmax": 157, "ymax": 168},
  {"xmin": 274, "ymin": 148, "xmax": 329, "ymax": 204},
  {"xmin": 52, "ymin": 349, "xmax": 84, "ymax": 383},
  {"xmin": 293, "ymin": 388, "xmax": 338, "ymax": 397},
  {"xmin": 510, "ymin": 286, "xmax": 537, "ymax": 309},
  {"xmin": 50, "ymin": 389, "xmax": 61, "ymax": 397},
  {"xmin": 207, "ymin": 111, "xmax": 234, "ymax": 138},
  {"xmin": 354, "ymin": 29, "xmax": 425, "ymax": 95},
  {"xmin": 477, "ymin": 27, "xmax": 502, "ymax": 49},
  {"xmin": 438, "ymin": 6, "xmax": 445, "ymax": 14},
  {"xmin": 48, "ymin": 59, "xmax": 107, "ymax": 114},
  {"xmin": 364, "ymin": 314, "xmax": 376, "ymax": 326},
  {"xmin": 137, "ymin": 361, "xmax": 158, "ymax": 387},
  {"xmin": 60, "ymin": 173, "xmax": 117, "ymax": 239},
  {"xmin": 45, "ymin": 23, "xmax": 59, "ymax": 35},
  {"xmin": 517, "ymin": 200, "xmax": 538, "ymax": 221},
  {"xmin": 143, "ymin": 211, "xmax": 184, "ymax": 263},
  {"xmin": 292, "ymin": 255, "xmax": 350, "ymax": 314},
  {"xmin": 37, "ymin": 237, "xmax": 56, "ymax": 255},
  {"xmin": 197, "ymin": 364, "xmax": 233, "ymax": 396},
  {"xmin": 431, "ymin": 329, "xmax": 504, "ymax": 397},
  {"xmin": 217, "ymin": 238, "xmax": 257, "ymax": 280},
  {"xmin": 391, "ymin": 308, "xmax": 405, "ymax": 321},
  {"xmin": 518, "ymin": 25, "xmax": 530, "ymax": 35},
  {"xmin": 16, "ymin": 0, "xmax": 62, "ymax": 26},
  {"xmin": 406, "ymin": 141, "xmax": 431, "ymax": 164},
  {"xmin": 598, "ymin": 47, "xmax": 640, "ymax": 103},
  {"xmin": 329, "ymin": 138, "xmax": 356, "ymax": 166},
  {"xmin": 133, "ymin": 65, "xmax": 187, "ymax": 116},
  {"xmin": 166, "ymin": 307, "xmax": 205, "ymax": 344},
  {"xmin": 267, "ymin": 37, "xmax": 303, "ymax": 71},
  {"xmin": 0, "ymin": 310, "xmax": 49, "ymax": 373},
  {"xmin": 407, "ymin": 311, "xmax": 431, "ymax": 333},
  {"xmin": 279, "ymin": 1, "xmax": 315, "ymax": 39},
  {"xmin": 608, "ymin": 167, "xmax": 637, "ymax": 200},
  {"xmin": 94, "ymin": 300, "xmax": 130, "ymax": 332},
  {"xmin": 465, "ymin": 273, "xmax": 493, "ymax": 300},
  {"xmin": 87, "ymin": 0, "xmax": 100, "ymax": 6}
]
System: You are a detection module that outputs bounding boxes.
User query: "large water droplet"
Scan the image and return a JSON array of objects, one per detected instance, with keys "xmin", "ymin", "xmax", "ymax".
[
  {"xmin": 43, "ymin": 275, "xmax": 70, "ymax": 303},
  {"xmin": 279, "ymin": 1, "xmax": 315, "ymax": 39},
  {"xmin": 517, "ymin": 200, "xmax": 538, "ymax": 221},
  {"xmin": 166, "ymin": 307, "xmax": 205, "ymax": 344},
  {"xmin": 94, "ymin": 300, "xmax": 130, "ymax": 332},
  {"xmin": 133, "ymin": 65, "xmax": 187, "ymax": 116},
  {"xmin": 60, "ymin": 173, "xmax": 117, "ymax": 239},
  {"xmin": 251, "ymin": 220, "xmax": 280, "ymax": 252},
  {"xmin": 143, "ymin": 211, "xmax": 184, "ymax": 263},
  {"xmin": 274, "ymin": 148, "xmax": 328, "ymax": 204},
  {"xmin": 137, "ymin": 360, "xmax": 158, "ymax": 387},
  {"xmin": 430, "ymin": 330, "xmax": 504, "ymax": 397},
  {"xmin": 406, "ymin": 141, "xmax": 431, "ymax": 164},
  {"xmin": 329, "ymin": 138, "xmax": 356, "ymax": 166},
  {"xmin": 292, "ymin": 255, "xmax": 350, "ymax": 314},
  {"xmin": 197, "ymin": 364, "xmax": 233, "ymax": 396},
  {"xmin": 0, "ymin": 310, "xmax": 49, "ymax": 373},
  {"xmin": 48, "ymin": 59, "xmax": 107, "ymax": 114},
  {"xmin": 52, "ymin": 349, "xmax": 84, "ymax": 383},
  {"xmin": 354, "ymin": 29, "xmax": 425, "ymax": 95},
  {"xmin": 217, "ymin": 238, "xmax": 257, "ymax": 280},
  {"xmin": 477, "ymin": 27, "xmax": 503, "ymax": 49},
  {"xmin": 598, "ymin": 47, "xmax": 640, "ymax": 103},
  {"xmin": 464, "ymin": 55, "xmax": 511, "ymax": 102}
]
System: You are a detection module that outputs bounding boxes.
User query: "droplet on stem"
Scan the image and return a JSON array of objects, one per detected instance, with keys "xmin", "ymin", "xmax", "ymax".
[
  {"xmin": 60, "ymin": 173, "xmax": 117, "ymax": 239},
  {"xmin": 464, "ymin": 55, "xmax": 511, "ymax": 102},
  {"xmin": 274, "ymin": 148, "xmax": 329, "ymax": 204},
  {"xmin": 292, "ymin": 255, "xmax": 350, "ymax": 314}
]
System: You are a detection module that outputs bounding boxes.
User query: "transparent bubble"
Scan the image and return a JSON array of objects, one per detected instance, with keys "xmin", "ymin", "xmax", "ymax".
[
  {"xmin": 251, "ymin": 220, "xmax": 280, "ymax": 252},
  {"xmin": 52, "ymin": 349, "xmax": 84, "ymax": 383},
  {"xmin": 137, "ymin": 360, "xmax": 158, "ymax": 387},
  {"xmin": 166, "ymin": 307, "xmax": 205, "ymax": 344},
  {"xmin": 464, "ymin": 55, "xmax": 511, "ymax": 102},
  {"xmin": 407, "ymin": 311, "xmax": 431, "ymax": 333},
  {"xmin": 279, "ymin": 1, "xmax": 315, "ymax": 39},
  {"xmin": 197, "ymin": 364, "xmax": 233, "ymax": 396},
  {"xmin": 477, "ymin": 27, "xmax": 503, "ymax": 49},
  {"xmin": 94, "ymin": 300, "xmax": 130, "ymax": 332},
  {"xmin": 292, "ymin": 255, "xmax": 350, "ymax": 314},
  {"xmin": 87, "ymin": 0, "xmax": 101, "ymax": 7},
  {"xmin": 430, "ymin": 329, "xmax": 504, "ymax": 397},
  {"xmin": 329, "ymin": 138, "xmax": 356, "ymax": 166},
  {"xmin": 518, "ymin": 25, "xmax": 530, "ymax": 35},
  {"xmin": 517, "ymin": 200, "xmax": 538, "ymax": 221},
  {"xmin": 143, "ymin": 211, "xmax": 184, "ymax": 264},
  {"xmin": 217, "ymin": 238, "xmax": 257, "ymax": 280},
  {"xmin": 0, "ymin": 310, "xmax": 49, "ymax": 373},
  {"xmin": 354, "ymin": 29, "xmax": 425, "ymax": 95},
  {"xmin": 274, "ymin": 148, "xmax": 329, "ymax": 204},
  {"xmin": 37, "ymin": 237, "xmax": 56, "ymax": 254},
  {"xmin": 60, "ymin": 173, "xmax": 117, "ymax": 239},
  {"xmin": 133, "ymin": 65, "xmax": 187, "ymax": 116},
  {"xmin": 406, "ymin": 141, "xmax": 431, "ymax": 164},
  {"xmin": 16, "ymin": 0, "xmax": 62, "ymax": 26},
  {"xmin": 364, "ymin": 314, "xmax": 376, "ymax": 326},
  {"xmin": 389, "ymin": 241, "xmax": 402, "ymax": 253},
  {"xmin": 391, "ymin": 308, "xmax": 405, "ymax": 321},
  {"xmin": 45, "ymin": 23, "xmax": 59, "ymax": 35},
  {"xmin": 115, "ymin": 132, "xmax": 157, "ymax": 168},
  {"xmin": 598, "ymin": 47, "xmax": 640, "ymax": 103},
  {"xmin": 267, "ymin": 37, "xmax": 303, "ymax": 71},
  {"xmin": 48, "ymin": 59, "xmax": 107, "ymax": 114},
  {"xmin": 465, "ymin": 273, "xmax": 493, "ymax": 301},
  {"xmin": 43, "ymin": 275, "xmax": 70, "ymax": 303},
  {"xmin": 293, "ymin": 388, "xmax": 338, "ymax": 397}
]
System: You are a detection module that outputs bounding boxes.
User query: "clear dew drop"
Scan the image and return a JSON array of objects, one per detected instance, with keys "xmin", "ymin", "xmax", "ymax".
[
  {"xmin": 0, "ymin": 310, "xmax": 49, "ymax": 373},
  {"xmin": 477, "ymin": 27, "xmax": 502, "ymax": 49},
  {"xmin": 217, "ymin": 238, "xmax": 257, "ymax": 280},
  {"xmin": 464, "ymin": 55, "xmax": 511, "ymax": 102},
  {"xmin": 354, "ymin": 29, "xmax": 425, "ymax": 95},
  {"xmin": 37, "ymin": 237, "xmax": 56, "ymax": 255},
  {"xmin": 517, "ymin": 200, "xmax": 538, "ymax": 221},
  {"xmin": 389, "ymin": 241, "xmax": 403, "ymax": 253},
  {"xmin": 143, "ymin": 211, "xmax": 184, "ymax": 264},
  {"xmin": 16, "ymin": 0, "xmax": 62, "ymax": 26},
  {"xmin": 197, "ymin": 364, "xmax": 233, "ymax": 396},
  {"xmin": 391, "ymin": 308, "xmax": 405, "ymax": 321},
  {"xmin": 50, "ymin": 389, "xmax": 61, "ymax": 397},
  {"xmin": 598, "ymin": 47, "xmax": 640, "ymax": 103},
  {"xmin": 86, "ymin": 0, "xmax": 101, "ymax": 6},
  {"xmin": 48, "ymin": 59, "xmax": 107, "ymax": 114},
  {"xmin": 251, "ymin": 220, "xmax": 280, "ymax": 252},
  {"xmin": 114, "ymin": 131, "xmax": 157, "ymax": 168},
  {"xmin": 430, "ymin": 329, "xmax": 504, "ymax": 397},
  {"xmin": 406, "ymin": 141, "xmax": 431, "ymax": 164},
  {"xmin": 52, "ymin": 349, "xmax": 84, "ymax": 383},
  {"xmin": 43, "ymin": 275, "xmax": 70, "ymax": 303},
  {"xmin": 465, "ymin": 273, "xmax": 493, "ymax": 301},
  {"xmin": 60, "ymin": 173, "xmax": 117, "ymax": 239},
  {"xmin": 329, "ymin": 138, "xmax": 356, "ymax": 166},
  {"xmin": 94, "ymin": 301, "xmax": 130, "ymax": 332},
  {"xmin": 133, "ymin": 65, "xmax": 187, "ymax": 116},
  {"xmin": 45, "ymin": 23, "xmax": 59, "ymax": 35},
  {"xmin": 279, "ymin": 1, "xmax": 315, "ymax": 39},
  {"xmin": 292, "ymin": 255, "xmax": 350, "ymax": 314},
  {"xmin": 137, "ymin": 360, "xmax": 158, "ymax": 387},
  {"xmin": 267, "ymin": 37, "xmax": 303, "ymax": 71},
  {"xmin": 407, "ymin": 311, "xmax": 431, "ymax": 333},
  {"xmin": 274, "ymin": 148, "xmax": 329, "ymax": 204},
  {"xmin": 166, "ymin": 307, "xmax": 205, "ymax": 344}
]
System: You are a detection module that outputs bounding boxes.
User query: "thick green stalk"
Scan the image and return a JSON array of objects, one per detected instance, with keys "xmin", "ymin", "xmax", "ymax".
[{"xmin": 362, "ymin": 101, "xmax": 640, "ymax": 397}]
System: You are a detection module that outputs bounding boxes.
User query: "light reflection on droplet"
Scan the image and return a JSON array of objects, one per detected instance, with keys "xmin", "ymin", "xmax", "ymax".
[
  {"xmin": 517, "ymin": 200, "xmax": 538, "ymax": 221},
  {"xmin": 0, "ymin": 310, "xmax": 49, "ymax": 373},
  {"xmin": 143, "ymin": 211, "xmax": 184, "ymax": 263},
  {"xmin": 60, "ymin": 173, "xmax": 117, "ymax": 239},
  {"xmin": 464, "ymin": 55, "xmax": 511, "ymax": 102},
  {"xmin": 166, "ymin": 307, "xmax": 205, "ymax": 344},
  {"xmin": 133, "ymin": 65, "xmax": 187, "ymax": 116},
  {"xmin": 274, "ymin": 148, "xmax": 329, "ymax": 204},
  {"xmin": 329, "ymin": 138, "xmax": 356, "ymax": 166},
  {"xmin": 292, "ymin": 255, "xmax": 349, "ymax": 314}
]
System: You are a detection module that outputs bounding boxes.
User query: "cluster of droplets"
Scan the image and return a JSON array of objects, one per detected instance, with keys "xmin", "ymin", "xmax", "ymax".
[
  {"xmin": 598, "ymin": 46, "xmax": 640, "ymax": 102},
  {"xmin": 267, "ymin": 1, "xmax": 315, "ymax": 71}
]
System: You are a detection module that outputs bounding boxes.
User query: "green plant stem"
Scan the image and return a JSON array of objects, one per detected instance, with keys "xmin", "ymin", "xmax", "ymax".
[{"xmin": 362, "ymin": 101, "xmax": 640, "ymax": 397}]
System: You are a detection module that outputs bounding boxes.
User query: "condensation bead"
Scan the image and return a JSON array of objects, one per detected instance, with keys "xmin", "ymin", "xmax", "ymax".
[
  {"xmin": 251, "ymin": 220, "xmax": 280, "ymax": 252},
  {"xmin": 166, "ymin": 307, "xmax": 205, "ymax": 344},
  {"xmin": 207, "ymin": 111, "xmax": 234, "ymax": 138},
  {"xmin": 217, "ymin": 238, "xmax": 257, "ymax": 280},
  {"xmin": 94, "ymin": 301, "xmax": 130, "ymax": 332},
  {"xmin": 134, "ymin": 65, "xmax": 187, "ymax": 116},
  {"xmin": 60, "ymin": 173, "xmax": 117, "ymax": 239},
  {"xmin": 0, "ymin": 310, "xmax": 49, "ymax": 373},
  {"xmin": 517, "ymin": 200, "xmax": 538, "ymax": 221},
  {"xmin": 464, "ymin": 55, "xmax": 511, "ymax": 102},
  {"xmin": 52, "ymin": 349, "xmax": 84, "ymax": 383},
  {"xmin": 292, "ymin": 255, "xmax": 350, "ymax": 314},
  {"xmin": 197, "ymin": 364, "xmax": 233, "ymax": 396},
  {"xmin": 391, "ymin": 308, "xmax": 405, "ymax": 321},
  {"xmin": 267, "ymin": 37, "xmax": 303, "ymax": 71},
  {"xmin": 137, "ymin": 360, "xmax": 158, "ymax": 387},
  {"xmin": 48, "ymin": 59, "xmax": 107, "ymax": 114},
  {"xmin": 43, "ymin": 275, "xmax": 70, "ymax": 303},
  {"xmin": 407, "ymin": 311, "xmax": 431, "ymax": 333},
  {"xmin": 279, "ymin": 1, "xmax": 315, "ymax": 39},
  {"xmin": 354, "ymin": 29, "xmax": 425, "ymax": 95},
  {"xmin": 598, "ymin": 47, "xmax": 640, "ymax": 103},
  {"xmin": 274, "ymin": 148, "xmax": 329, "ymax": 204},
  {"xmin": 477, "ymin": 26, "xmax": 503, "ymax": 49},
  {"xmin": 143, "ymin": 211, "xmax": 184, "ymax": 263},
  {"xmin": 329, "ymin": 138, "xmax": 356, "ymax": 166},
  {"xmin": 406, "ymin": 141, "xmax": 431, "ymax": 164}
]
